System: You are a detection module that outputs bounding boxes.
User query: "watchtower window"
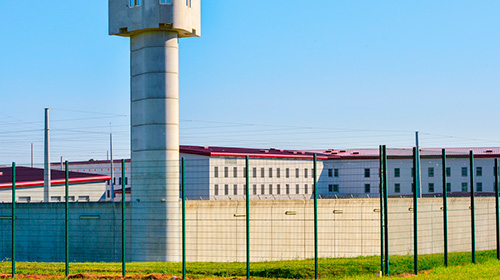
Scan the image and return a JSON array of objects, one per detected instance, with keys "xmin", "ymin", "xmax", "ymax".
[
  {"xmin": 130, "ymin": 0, "xmax": 141, "ymax": 7},
  {"xmin": 186, "ymin": 0, "xmax": 191, "ymax": 7},
  {"xmin": 160, "ymin": 0, "xmax": 172, "ymax": 4}
]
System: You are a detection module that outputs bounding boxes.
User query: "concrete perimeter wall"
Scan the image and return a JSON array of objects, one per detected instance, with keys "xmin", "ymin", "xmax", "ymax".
[{"xmin": 0, "ymin": 197, "xmax": 494, "ymax": 262}]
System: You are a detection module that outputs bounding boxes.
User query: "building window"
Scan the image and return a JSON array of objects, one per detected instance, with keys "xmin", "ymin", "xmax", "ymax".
[
  {"xmin": 159, "ymin": 0, "xmax": 172, "ymax": 4},
  {"xmin": 296, "ymin": 184, "xmax": 300, "ymax": 194},
  {"xmin": 394, "ymin": 168, "xmax": 400, "ymax": 178},
  {"xmin": 446, "ymin": 167, "xmax": 451, "ymax": 177},
  {"xmin": 224, "ymin": 167, "xmax": 229, "ymax": 178},
  {"xmin": 304, "ymin": 168, "xmax": 308, "ymax": 178},
  {"xmin": 286, "ymin": 168, "xmax": 290, "ymax": 178},
  {"xmin": 214, "ymin": 167, "xmax": 219, "ymax": 178},
  {"xmin": 224, "ymin": 184, "xmax": 229, "ymax": 195},
  {"xmin": 428, "ymin": 167, "xmax": 434, "ymax": 178},
  {"xmin": 18, "ymin": 196, "xmax": 31, "ymax": 203},
  {"xmin": 233, "ymin": 184, "xmax": 237, "ymax": 195},
  {"xmin": 364, "ymin": 184, "xmax": 370, "ymax": 193},
  {"xmin": 67, "ymin": 196, "xmax": 75, "ymax": 202},
  {"xmin": 395, "ymin": 183, "xmax": 400, "ymax": 193},
  {"xmin": 328, "ymin": 169, "xmax": 333, "ymax": 177},
  {"xmin": 253, "ymin": 168, "xmax": 257, "ymax": 178},
  {"xmin": 261, "ymin": 168, "xmax": 265, "ymax": 178},
  {"xmin": 446, "ymin": 183, "xmax": 451, "ymax": 192},
  {"xmin": 295, "ymin": 168, "xmax": 299, "ymax": 178},
  {"xmin": 334, "ymin": 169, "xmax": 339, "ymax": 177},
  {"xmin": 261, "ymin": 184, "xmax": 265, "ymax": 195},
  {"xmin": 269, "ymin": 184, "xmax": 273, "ymax": 195},
  {"xmin": 269, "ymin": 168, "xmax": 273, "ymax": 178},
  {"xmin": 51, "ymin": 196, "xmax": 61, "ymax": 202},
  {"xmin": 107, "ymin": 190, "xmax": 110, "ymax": 198},
  {"xmin": 214, "ymin": 184, "xmax": 219, "ymax": 196},
  {"xmin": 243, "ymin": 167, "xmax": 247, "ymax": 178},
  {"xmin": 477, "ymin": 182, "xmax": 482, "ymax": 192},
  {"xmin": 462, "ymin": 167, "xmax": 467, "ymax": 177},
  {"xmin": 78, "ymin": 196, "xmax": 90, "ymax": 202},
  {"xmin": 286, "ymin": 184, "xmax": 290, "ymax": 194},
  {"xmin": 130, "ymin": 0, "xmax": 141, "ymax": 7},
  {"xmin": 277, "ymin": 168, "xmax": 281, "ymax": 178},
  {"xmin": 364, "ymin": 169, "xmax": 370, "ymax": 178},
  {"xmin": 243, "ymin": 185, "xmax": 247, "ymax": 195},
  {"xmin": 119, "ymin": 177, "xmax": 122, "ymax": 185},
  {"xmin": 253, "ymin": 185, "xmax": 257, "ymax": 195},
  {"xmin": 277, "ymin": 184, "xmax": 281, "ymax": 195},
  {"xmin": 428, "ymin": 183, "xmax": 434, "ymax": 193},
  {"xmin": 462, "ymin": 182, "xmax": 468, "ymax": 192},
  {"xmin": 476, "ymin": 167, "xmax": 482, "ymax": 177},
  {"xmin": 125, "ymin": 177, "xmax": 128, "ymax": 185},
  {"xmin": 304, "ymin": 184, "xmax": 308, "ymax": 194},
  {"xmin": 329, "ymin": 184, "xmax": 339, "ymax": 192},
  {"xmin": 233, "ymin": 167, "xmax": 238, "ymax": 178}
]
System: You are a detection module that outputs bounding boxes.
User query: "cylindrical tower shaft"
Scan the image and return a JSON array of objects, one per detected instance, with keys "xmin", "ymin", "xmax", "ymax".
[{"xmin": 130, "ymin": 31, "xmax": 180, "ymax": 262}]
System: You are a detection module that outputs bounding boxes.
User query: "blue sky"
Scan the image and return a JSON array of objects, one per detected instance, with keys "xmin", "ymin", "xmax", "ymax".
[{"xmin": 1, "ymin": 1, "xmax": 499, "ymax": 164}]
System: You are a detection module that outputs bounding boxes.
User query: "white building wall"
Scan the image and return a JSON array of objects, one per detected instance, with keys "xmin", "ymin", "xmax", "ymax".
[
  {"xmin": 0, "ymin": 182, "xmax": 106, "ymax": 203},
  {"xmin": 62, "ymin": 154, "xmax": 500, "ymax": 201}
]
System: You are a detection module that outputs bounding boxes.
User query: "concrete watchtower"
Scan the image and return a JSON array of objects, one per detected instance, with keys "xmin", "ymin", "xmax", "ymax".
[{"xmin": 109, "ymin": 0, "xmax": 200, "ymax": 261}]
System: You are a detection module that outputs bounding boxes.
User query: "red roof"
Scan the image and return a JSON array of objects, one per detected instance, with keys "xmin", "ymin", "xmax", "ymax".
[
  {"xmin": 307, "ymin": 147, "xmax": 500, "ymax": 159},
  {"xmin": 0, "ymin": 166, "xmax": 110, "ymax": 189},
  {"xmin": 60, "ymin": 146, "xmax": 500, "ymax": 164},
  {"xmin": 180, "ymin": 145, "xmax": 329, "ymax": 159}
]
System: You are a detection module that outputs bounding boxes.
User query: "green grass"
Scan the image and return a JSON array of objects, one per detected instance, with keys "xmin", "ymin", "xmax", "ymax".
[{"xmin": 0, "ymin": 250, "xmax": 499, "ymax": 279}]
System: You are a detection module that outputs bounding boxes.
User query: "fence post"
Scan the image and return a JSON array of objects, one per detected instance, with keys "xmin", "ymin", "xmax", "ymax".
[
  {"xmin": 441, "ymin": 149, "xmax": 448, "ymax": 266},
  {"xmin": 181, "ymin": 158, "xmax": 186, "ymax": 279},
  {"xmin": 245, "ymin": 156, "xmax": 250, "ymax": 280},
  {"xmin": 379, "ymin": 145, "xmax": 385, "ymax": 276},
  {"xmin": 469, "ymin": 151, "xmax": 476, "ymax": 264},
  {"xmin": 495, "ymin": 158, "xmax": 500, "ymax": 260},
  {"xmin": 11, "ymin": 162, "xmax": 16, "ymax": 279},
  {"xmin": 382, "ymin": 146, "xmax": 389, "ymax": 276},
  {"xmin": 412, "ymin": 147, "xmax": 419, "ymax": 275},
  {"xmin": 65, "ymin": 161, "xmax": 69, "ymax": 276},
  {"xmin": 313, "ymin": 154, "xmax": 318, "ymax": 280},
  {"xmin": 122, "ymin": 159, "xmax": 126, "ymax": 277}
]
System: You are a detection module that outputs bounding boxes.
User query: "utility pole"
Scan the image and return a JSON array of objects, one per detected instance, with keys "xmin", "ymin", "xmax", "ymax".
[
  {"xmin": 31, "ymin": 143, "xmax": 34, "ymax": 168},
  {"xmin": 44, "ymin": 108, "xmax": 51, "ymax": 202},
  {"xmin": 110, "ymin": 129, "xmax": 114, "ymax": 200}
]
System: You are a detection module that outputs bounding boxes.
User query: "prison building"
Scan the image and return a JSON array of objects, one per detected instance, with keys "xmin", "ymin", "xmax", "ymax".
[
  {"xmin": 0, "ymin": 166, "xmax": 109, "ymax": 203},
  {"xmin": 59, "ymin": 146, "xmax": 500, "ymax": 200}
]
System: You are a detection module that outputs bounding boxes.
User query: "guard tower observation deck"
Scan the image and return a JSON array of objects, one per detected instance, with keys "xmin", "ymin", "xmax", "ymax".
[{"xmin": 109, "ymin": 0, "xmax": 201, "ymax": 38}]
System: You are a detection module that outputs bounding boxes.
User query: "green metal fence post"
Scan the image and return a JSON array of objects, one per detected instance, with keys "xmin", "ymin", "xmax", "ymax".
[
  {"xmin": 379, "ymin": 146, "xmax": 385, "ymax": 276},
  {"xmin": 495, "ymin": 158, "xmax": 500, "ymax": 260},
  {"xmin": 442, "ymin": 149, "xmax": 448, "ymax": 266},
  {"xmin": 382, "ymin": 146, "xmax": 389, "ymax": 276},
  {"xmin": 122, "ymin": 159, "xmax": 126, "ymax": 277},
  {"xmin": 412, "ymin": 147, "xmax": 419, "ymax": 275},
  {"xmin": 65, "ymin": 161, "xmax": 69, "ymax": 276},
  {"xmin": 182, "ymin": 158, "xmax": 186, "ymax": 279},
  {"xmin": 469, "ymin": 151, "xmax": 476, "ymax": 264},
  {"xmin": 313, "ymin": 154, "xmax": 318, "ymax": 280},
  {"xmin": 245, "ymin": 156, "xmax": 250, "ymax": 280},
  {"xmin": 11, "ymin": 162, "xmax": 16, "ymax": 279}
]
